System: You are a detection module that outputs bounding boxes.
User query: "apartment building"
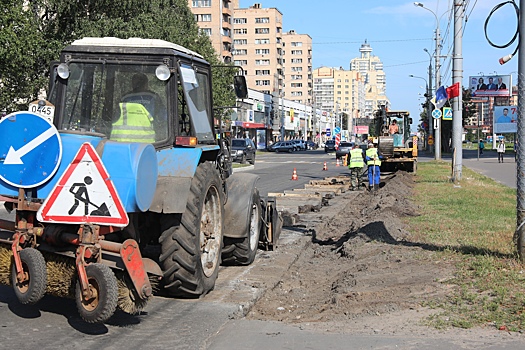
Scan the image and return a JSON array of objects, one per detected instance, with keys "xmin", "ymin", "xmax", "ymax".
[
  {"xmin": 349, "ymin": 41, "xmax": 388, "ymax": 117},
  {"xmin": 188, "ymin": 0, "xmax": 234, "ymax": 62},
  {"xmin": 282, "ymin": 30, "xmax": 313, "ymax": 106},
  {"xmin": 232, "ymin": 3, "xmax": 283, "ymax": 95}
]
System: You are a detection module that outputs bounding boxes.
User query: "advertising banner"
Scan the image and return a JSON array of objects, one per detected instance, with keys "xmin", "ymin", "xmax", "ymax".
[
  {"xmin": 354, "ymin": 125, "xmax": 369, "ymax": 135},
  {"xmin": 494, "ymin": 105, "xmax": 517, "ymax": 133},
  {"xmin": 469, "ymin": 75, "xmax": 511, "ymax": 97}
]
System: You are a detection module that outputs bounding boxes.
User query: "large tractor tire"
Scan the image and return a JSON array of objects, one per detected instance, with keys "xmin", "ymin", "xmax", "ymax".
[
  {"xmin": 222, "ymin": 188, "xmax": 261, "ymax": 265},
  {"xmin": 75, "ymin": 263, "xmax": 118, "ymax": 323},
  {"xmin": 159, "ymin": 161, "xmax": 224, "ymax": 297},
  {"xmin": 11, "ymin": 248, "xmax": 47, "ymax": 305}
]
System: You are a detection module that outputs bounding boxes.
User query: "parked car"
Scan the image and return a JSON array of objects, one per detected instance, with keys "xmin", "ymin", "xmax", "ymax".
[
  {"xmin": 272, "ymin": 141, "xmax": 296, "ymax": 153},
  {"xmin": 231, "ymin": 138, "xmax": 256, "ymax": 164},
  {"xmin": 335, "ymin": 141, "xmax": 354, "ymax": 159},
  {"xmin": 306, "ymin": 140, "xmax": 318, "ymax": 150},
  {"xmin": 324, "ymin": 139, "xmax": 336, "ymax": 153},
  {"xmin": 291, "ymin": 139, "xmax": 306, "ymax": 151}
]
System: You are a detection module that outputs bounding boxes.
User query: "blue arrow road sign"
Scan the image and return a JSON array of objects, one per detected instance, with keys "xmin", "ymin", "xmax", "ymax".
[
  {"xmin": 334, "ymin": 126, "xmax": 341, "ymax": 134},
  {"xmin": 432, "ymin": 109, "xmax": 442, "ymax": 120},
  {"xmin": 0, "ymin": 111, "xmax": 62, "ymax": 188}
]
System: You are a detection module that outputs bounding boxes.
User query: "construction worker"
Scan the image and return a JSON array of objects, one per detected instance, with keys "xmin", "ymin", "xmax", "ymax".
[
  {"xmin": 111, "ymin": 102, "xmax": 156, "ymax": 143},
  {"xmin": 112, "ymin": 72, "xmax": 167, "ymax": 142},
  {"xmin": 348, "ymin": 144, "xmax": 365, "ymax": 191},
  {"xmin": 365, "ymin": 143, "xmax": 381, "ymax": 191}
]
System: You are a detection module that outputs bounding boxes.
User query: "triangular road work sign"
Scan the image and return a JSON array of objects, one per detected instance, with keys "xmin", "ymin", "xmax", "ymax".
[{"xmin": 37, "ymin": 142, "xmax": 129, "ymax": 227}]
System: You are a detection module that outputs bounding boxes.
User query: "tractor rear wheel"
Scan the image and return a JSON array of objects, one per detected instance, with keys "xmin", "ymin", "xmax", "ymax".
[
  {"xmin": 75, "ymin": 263, "xmax": 118, "ymax": 323},
  {"xmin": 11, "ymin": 248, "xmax": 47, "ymax": 305},
  {"xmin": 222, "ymin": 188, "xmax": 261, "ymax": 265},
  {"xmin": 159, "ymin": 161, "xmax": 224, "ymax": 297}
]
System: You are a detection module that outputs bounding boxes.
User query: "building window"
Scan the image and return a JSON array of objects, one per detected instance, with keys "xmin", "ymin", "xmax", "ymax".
[
  {"xmin": 291, "ymin": 58, "xmax": 303, "ymax": 64},
  {"xmin": 255, "ymin": 59, "xmax": 270, "ymax": 65},
  {"xmin": 291, "ymin": 75, "xmax": 302, "ymax": 80},
  {"xmin": 256, "ymin": 80, "xmax": 270, "ymax": 86},
  {"xmin": 291, "ymin": 50, "xmax": 302, "ymax": 55},
  {"xmin": 234, "ymin": 28, "xmax": 248, "ymax": 35},
  {"xmin": 291, "ymin": 42, "xmax": 303, "ymax": 47},
  {"xmin": 255, "ymin": 38, "xmax": 270, "ymax": 44},
  {"xmin": 232, "ymin": 49, "xmax": 247, "ymax": 55},
  {"xmin": 255, "ymin": 28, "xmax": 270, "ymax": 34},
  {"xmin": 234, "ymin": 60, "xmax": 248, "ymax": 66},
  {"xmin": 255, "ymin": 49, "xmax": 270, "ymax": 55},
  {"xmin": 200, "ymin": 28, "xmax": 212, "ymax": 36},
  {"xmin": 192, "ymin": 0, "xmax": 211, "ymax": 6},
  {"xmin": 291, "ymin": 83, "xmax": 303, "ymax": 88},
  {"xmin": 234, "ymin": 18, "xmax": 247, "ymax": 24},
  {"xmin": 194, "ymin": 14, "xmax": 212, "ymax": 22},
  {"xmin": 256, "ymin": 70, "xmax": 271, "ymax": 75},
  {"xmin": 255, "ymin": 17, "xmax": 270, "ymax": 23},
  {"xmin": 291, "ymin": 67, "xmax": 303, "ymax": 72},
  {"xmin": 233, "ymin": 39, "xmax": 247, "ymax": 45}
]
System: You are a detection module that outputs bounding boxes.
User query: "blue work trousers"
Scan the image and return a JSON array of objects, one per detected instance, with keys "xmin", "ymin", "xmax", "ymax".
[{"xmin": 368, "ymin": 165, "xmax": 380, "ymax": 185}]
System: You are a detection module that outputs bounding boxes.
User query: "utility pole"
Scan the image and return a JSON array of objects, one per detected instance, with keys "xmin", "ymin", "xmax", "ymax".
[
  {"xmin": 451, "ymin": 0, "xmax": 464, "ymax": 181},
  {"xmin": 516, "ymin": 0, "xmax": 525, "ymax": 261},
  {"xmin": 426, "ymin": 49, "xmax": 433, "ymax": 153},
  {"xmin": 435, "ymin": 23, "xmax": 442, "ymax": 160}
]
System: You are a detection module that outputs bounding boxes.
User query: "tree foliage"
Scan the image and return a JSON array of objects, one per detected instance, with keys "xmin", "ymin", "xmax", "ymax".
[{"xmin": 0, "ymin": 0, "xmax": 236, "ymax": 114}]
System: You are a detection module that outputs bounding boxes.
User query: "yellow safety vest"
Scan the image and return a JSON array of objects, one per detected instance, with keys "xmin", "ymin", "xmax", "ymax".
[
  {"xmin": 111, "ymin": 102, "xmax": 156, "ymax": 143},
  {"xmin": 366, "ymin": 148, "xmax": 381, "ymax": 166},
  {"xmin": 349, "ymin": 148, "xmax": 364, "ymax": 168}
]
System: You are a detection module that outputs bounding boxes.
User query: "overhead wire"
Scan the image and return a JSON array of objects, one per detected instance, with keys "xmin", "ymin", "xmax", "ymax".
[{"xmin": 484, "ymin": 0, "xmax": 519, "ymax": 63}]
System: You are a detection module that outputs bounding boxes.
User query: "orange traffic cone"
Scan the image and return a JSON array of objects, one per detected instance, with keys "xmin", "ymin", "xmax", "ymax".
[
  {"xmin": 322, "ymin": 161, "xmax": 328, "ymax": 171},
  {"xmin": 291, "ymin": 168, "xmax": 298, "ymax": 180},
  {"xmin": 336, "ymin": 158, "xmax": 340, "ymax": 167}
]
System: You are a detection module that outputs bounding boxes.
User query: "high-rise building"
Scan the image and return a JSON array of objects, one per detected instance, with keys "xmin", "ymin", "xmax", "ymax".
[
  {"xmin": 188, "ymin": 0, "xmax": 234, "ymax": 63},
  {"xmin": 282, "ymin": 30, "xmax": 313, "ymax": 106},
  {"xmin": 349, "ymin": 41, "xmax": 388, "ymax": 117},
  {"xmin": 232, "ymin": 3, "xmax": 283, "ymax": 96}
]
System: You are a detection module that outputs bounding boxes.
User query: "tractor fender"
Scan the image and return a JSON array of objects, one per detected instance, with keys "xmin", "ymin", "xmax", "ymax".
[
  {"xmin": 223, "ymin": 173, "xmax": 260, "ymax": 239},
  {"xmin": 149, "ymin": 146, "xmax": 220, "ymax": 214}
]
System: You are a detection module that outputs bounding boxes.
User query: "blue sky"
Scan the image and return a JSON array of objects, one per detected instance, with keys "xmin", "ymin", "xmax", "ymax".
[{"xmin": 238, "ymin": 0, "xmax": 518, "ymax": 130}]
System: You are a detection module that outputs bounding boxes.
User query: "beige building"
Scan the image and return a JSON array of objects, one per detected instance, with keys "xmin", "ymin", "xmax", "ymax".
[
  {"xmin": 232, "ymin": 3, "xmax": 283, "ymax": 96},
  {"xmin": 188, "ymin": 0, "xmax": 234, "ymax": 63},
  {"xmin": 349, "ymin": 41, "xmax": 388, "ymax": 118},
  {"xmin": 282, "ymin": 30, "xmax": 312, "ymax": 106}
]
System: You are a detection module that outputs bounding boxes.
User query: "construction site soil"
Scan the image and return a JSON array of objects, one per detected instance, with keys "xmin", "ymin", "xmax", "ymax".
[{"xmin": 245, "ymin": 172, "xmax": 520, "ymax": 343}]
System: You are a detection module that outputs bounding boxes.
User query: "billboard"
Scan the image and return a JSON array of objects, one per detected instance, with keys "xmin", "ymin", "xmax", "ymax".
[
  {"xmin": 469, "ymin": 75, "xmax": 511, "ymax": 97},
  {"xmin": 494, "ymin": 105, "xmax": 517, "ymax": 133}
]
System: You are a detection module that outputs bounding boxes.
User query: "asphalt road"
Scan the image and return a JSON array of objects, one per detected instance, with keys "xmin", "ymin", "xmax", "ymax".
[{"xmin": 0, "ymin": 148, "xmax": 523, "ymax": 349}]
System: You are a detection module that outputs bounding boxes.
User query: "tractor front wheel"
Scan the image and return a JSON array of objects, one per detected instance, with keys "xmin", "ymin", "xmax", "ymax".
[{"xmin": 159, "ymin": 161, "xmax": 224, "ymax": 297}]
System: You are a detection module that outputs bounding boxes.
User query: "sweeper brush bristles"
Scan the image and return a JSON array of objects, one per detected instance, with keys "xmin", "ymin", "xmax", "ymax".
[
  {"xmin": 43, "ymin": 253, "xmax": 76, "ymax": 298},
  {"xmin": 0, "ymin": 245, "xmax": 13, "ymax": 286},
  {"xmin": 117, "ymin": 273, "xmax": 160, "ymax": 315}
]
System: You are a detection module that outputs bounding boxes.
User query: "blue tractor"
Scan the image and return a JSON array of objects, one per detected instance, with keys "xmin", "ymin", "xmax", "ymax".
[{"xmin": 0, "ymin": 38, "xmax": 281, "ymax": 323}]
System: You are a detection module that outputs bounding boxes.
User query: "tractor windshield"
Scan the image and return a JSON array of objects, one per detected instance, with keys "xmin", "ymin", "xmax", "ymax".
[{"xmin": 58, "ymin": 62, "xmax": 169, "ymax": 143}]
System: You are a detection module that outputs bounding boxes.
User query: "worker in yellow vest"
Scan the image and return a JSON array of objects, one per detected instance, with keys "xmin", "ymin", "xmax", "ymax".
[
  {"xmin": 111, "ymin": 102, "xmax": 156, "ymax": 143},
  {"xmin": 348, "ymin": 144, "xmax": 365, "ymax": 191},
  {"xmin": 365, "ymin": 143, "xmax": 382, "ymax": 191}
]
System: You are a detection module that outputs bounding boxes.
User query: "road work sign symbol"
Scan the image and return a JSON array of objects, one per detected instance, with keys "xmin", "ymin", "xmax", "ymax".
[
  {"xmin": 37, "ymin": 142, "xmax": 129, "ymax": 227},
  {"xmin": 0, "ymin": 111, "xmax": 62, "ymax": 188}
]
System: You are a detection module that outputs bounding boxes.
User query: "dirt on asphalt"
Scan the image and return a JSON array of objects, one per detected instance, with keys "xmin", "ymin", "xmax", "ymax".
[{"xmin": 247, "ymin": 172, "xmax": 458, "ymax": 334}]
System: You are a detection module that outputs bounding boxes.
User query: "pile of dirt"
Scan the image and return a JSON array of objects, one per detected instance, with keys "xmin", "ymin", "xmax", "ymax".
[{"xmin": 248, "ymin": 172, "xmax": 455, "ymax": 334}]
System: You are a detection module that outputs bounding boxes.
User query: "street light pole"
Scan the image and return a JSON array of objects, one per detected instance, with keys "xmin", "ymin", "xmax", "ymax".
[
  {"xmin": 424, "ymin": 48, "xmax": 433, "ymax": 153},
  {"xmin": 414, "ymin": 2, "xmax": 445, "ymax": 160},
  {"xmin": 410, "ymin": 74, "xmax": 431, "ymax": 152}
]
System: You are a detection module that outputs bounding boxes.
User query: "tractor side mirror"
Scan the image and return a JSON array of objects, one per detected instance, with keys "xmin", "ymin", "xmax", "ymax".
[{"xmin": 234, "ymin": 75, "xmax": 248, "ymax": 99}]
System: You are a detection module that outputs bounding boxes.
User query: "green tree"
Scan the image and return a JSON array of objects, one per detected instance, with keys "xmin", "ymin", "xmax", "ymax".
[
  {"xmin": 1, "ymin": 0, "xmax": 235, "ymax": 114},
  {"xmin": 0, "ymin": 0, "xmax": 48, "ymax": 112}
]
